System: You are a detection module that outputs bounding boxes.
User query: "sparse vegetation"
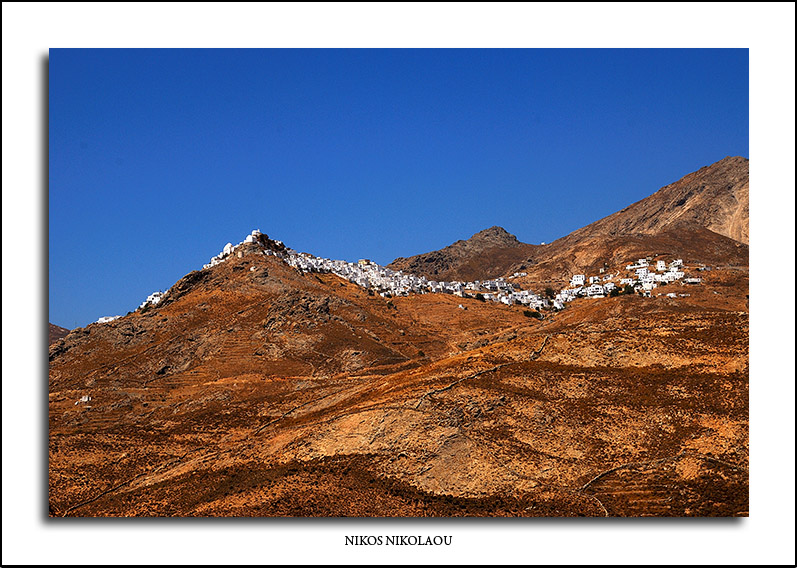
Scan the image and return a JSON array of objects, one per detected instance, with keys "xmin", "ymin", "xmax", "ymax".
[
  {"xmin": 523, "ymin": 309, "xmax": 543, "ymax": 319},
  {"xmin": 475, "ymin": 293, "xmax": 485, "ymax": 302}
]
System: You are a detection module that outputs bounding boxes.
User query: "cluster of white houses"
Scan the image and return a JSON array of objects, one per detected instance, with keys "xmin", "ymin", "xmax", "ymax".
[
  {"xmin": 203, "ymin": 231, "xmax": 703, "ymax": 310},
  {"xmin": 287, "ymin": 252, "xmax": 563, "ymax": 309},
  {"xmin": 281, "ymin": 244, "xmax": 701, "ymax": 310},
  {"xmin": 96, "ymin": 291, "xmax": 167, "ymax": 323},
  {"xmin": 98, "ymin": 231, "xmax": 705, "ymax": 323},
  {"xmin": 564, "ymin": 257, "xmax": 700, "ymax": 301}
]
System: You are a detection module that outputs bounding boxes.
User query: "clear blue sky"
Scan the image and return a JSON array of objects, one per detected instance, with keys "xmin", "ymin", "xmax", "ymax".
[{"xmin": 49, "ymin": 48, "xmax": 748, "ymax": 328}]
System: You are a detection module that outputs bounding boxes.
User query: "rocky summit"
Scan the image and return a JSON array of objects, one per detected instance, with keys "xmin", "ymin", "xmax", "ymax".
[{"xmin": 48, "ymin": 158, "xmax": 749, "ymax": 517}]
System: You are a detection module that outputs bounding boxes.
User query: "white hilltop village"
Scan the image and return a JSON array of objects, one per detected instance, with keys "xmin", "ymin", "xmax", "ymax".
[{"xmin": 96, "ymin": 229, "xmax": 703, "ymax": 323}]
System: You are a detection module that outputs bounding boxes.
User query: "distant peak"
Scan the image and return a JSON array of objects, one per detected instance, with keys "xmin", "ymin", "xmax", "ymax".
[
  {"xmin": 703, "ymin": 156, "xmax": 749, "ymax": 170},
  {"xmin": 469, "ymin": 226, "xmax": 520, "ymax": 246},
  {"xmin": 715, "ymin": 155, "xmax": 748, "ymax": 166},
  {"xmin": 472, "ymin": 226, "xmax": 515, "ymax": 239}
]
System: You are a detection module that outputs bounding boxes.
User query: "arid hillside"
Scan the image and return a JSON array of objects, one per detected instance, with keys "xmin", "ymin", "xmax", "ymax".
[
  {"xmin": 49, "ymin": 232, "xmax": 748, "ymax": 517},
  {"xmin": 48, "ymin": 158, "xmax": 750, "ymax": 517},
  {"xmin": 389, "ymin": 226, "xmax": 539, "ymax": 282},
  {"xmin": 563, "ymin": 156, "xmax": 748, "ymax": 244},
  {"xmin": 509, "ymin": 226, "xmax": 748, "ymax": 292}
]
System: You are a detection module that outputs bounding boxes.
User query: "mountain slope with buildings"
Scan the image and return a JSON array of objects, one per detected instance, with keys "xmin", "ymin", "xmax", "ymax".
[
  {"xmin": 48, "ymin": 159, "xmax": 749, "ymax": 517},
  {"xmin": 388, "ymin": 157, "xmax": 749, "ymax": 283}
]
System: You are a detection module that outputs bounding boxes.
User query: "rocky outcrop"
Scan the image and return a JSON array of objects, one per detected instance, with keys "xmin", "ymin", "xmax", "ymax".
[
  {"xmin": 389, "ymin": 226, "xmax": 535, "ymax": 281},
  {"xmin": 49, "ymin": 323, "xmax": 70, "ymax": 345}
]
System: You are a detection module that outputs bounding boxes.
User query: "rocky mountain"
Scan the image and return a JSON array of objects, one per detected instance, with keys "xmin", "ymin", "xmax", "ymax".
[
  {"xmin": 48, "ymin": 159, "xmax": 750, "ymax": 517},
  {"xmin": 388, "ymin": 226, "xmax": 538, "ymax": 282},
  {"xmin": 49, "ymin": 219, "xmax": 749, "ymax": 517},
  {"xmin": 562, "ymin": 156, "xmax": 749, "ymax": 244},
  {"xmin": 388, "ymin": 157, "xmax": 749, "ymax": 283},
  {"xmin": 49, "ymin": 323, "xmax": 70, "ymax": 345}
]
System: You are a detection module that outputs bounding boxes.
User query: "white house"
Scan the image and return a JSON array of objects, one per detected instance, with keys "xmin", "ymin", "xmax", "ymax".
[
  {"xmin": 140, "ymin": 291, "xmax": 166, "ymax": 309},
  {"xmin": 657, "ymin": 260, "xmax": 666, "ymax": 271},
  {"xmin": 586, "ymin": 284, "xmax": 605, "ymax": 297},
  {"xmin": 662, "ymin": 270, "xmax": 684, "ymax": 282},
  {"xmin": 626, "ymin": 258, "xmax": 649, "ymax": 270},
  {"xmin": 571, "ymin": 274, "xmax": 586, "ymax": 286}
]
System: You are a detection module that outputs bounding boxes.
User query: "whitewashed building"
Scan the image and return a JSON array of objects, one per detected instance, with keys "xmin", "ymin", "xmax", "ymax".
[
  {"xmin": 140, "ymin": 291, "xmax": 166, "ymax": 309},
  {"xmin": 586, "ymin": 284, "xmax": 605, "ymax": 297}
]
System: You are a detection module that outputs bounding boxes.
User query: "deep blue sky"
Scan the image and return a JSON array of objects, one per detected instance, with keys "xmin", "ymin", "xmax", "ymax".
[{"xmin": 49, "ymin": 48, "xmax": 748, "ymax": 328}]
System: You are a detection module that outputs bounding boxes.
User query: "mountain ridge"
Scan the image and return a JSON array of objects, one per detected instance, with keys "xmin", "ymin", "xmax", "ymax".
[
  {"xmin": 388, "ymin": 156, "xmax": 748, "ymax": 282},
  {"xmin": 561, "ymin": 156, "xmax": 748, "ymax": 244},
  {"xmin": 48, "ymin": 157, "xmax": 750, "ymax": 517}
]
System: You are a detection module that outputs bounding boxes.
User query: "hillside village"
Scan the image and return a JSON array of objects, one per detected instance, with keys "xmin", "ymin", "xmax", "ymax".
[{"xmin": 101, "ymin": 229, "xmax": 704, "ymax": 322}]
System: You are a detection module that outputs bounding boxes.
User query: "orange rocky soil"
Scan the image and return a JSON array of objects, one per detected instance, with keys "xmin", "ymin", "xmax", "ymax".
[{"xmin": 49, "ymin": 242, "xmax": 748, "ymax": 517}]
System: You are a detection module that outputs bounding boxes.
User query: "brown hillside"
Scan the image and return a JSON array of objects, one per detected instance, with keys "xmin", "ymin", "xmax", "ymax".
[
  {"xmin": 389, "ymin": 226, "xmax": 538, "ymax": 281},
  {"xmin": 49, "ymin": 234, "xmax": 748, "ymax": 517},
  {"xmin": 48, "ymin": 160, "xmax": 749, "ymax": 518},
  {"xmin": 512, "ymin": 226, "xmax": 748, "ymax": 291},
  {"xmin": 562, "ymin": 156, "xmax": 748, "ymax": 244}
]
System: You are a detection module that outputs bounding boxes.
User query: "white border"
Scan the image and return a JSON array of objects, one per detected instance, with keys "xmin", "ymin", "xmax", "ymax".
[{"xmin": 3, "ymin": 3, "xmax": 794, "ymax": 565}]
